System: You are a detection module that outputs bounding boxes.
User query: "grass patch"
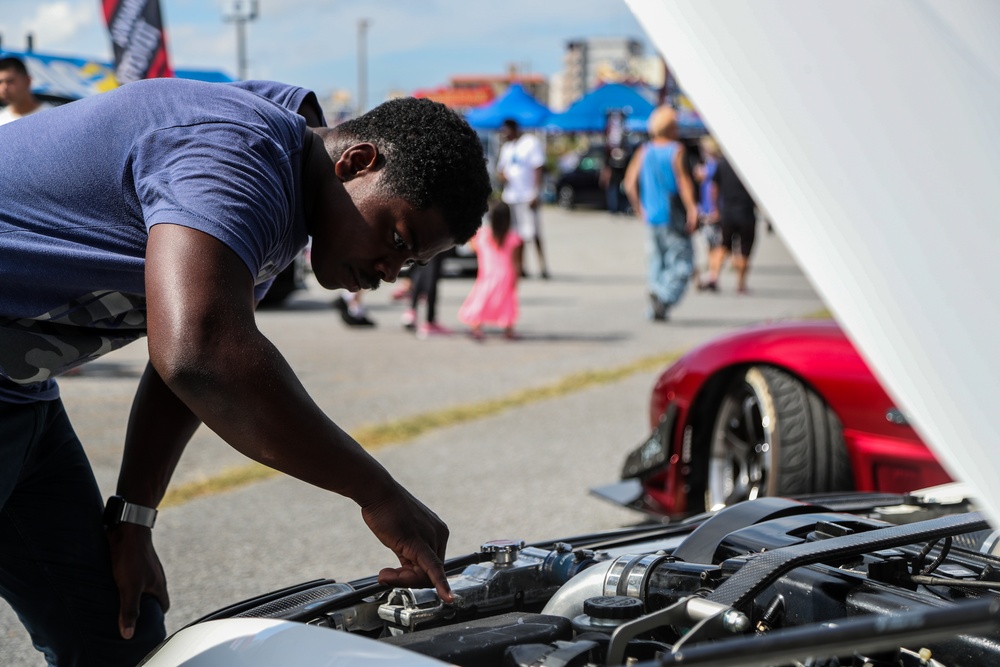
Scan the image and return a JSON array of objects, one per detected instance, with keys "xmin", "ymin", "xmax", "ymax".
[
  {"xmin": 352, "ymin": 350, "xmax": 681, "ymax": 449},
  {"xmin": 161, "ymin": 462, "xmax": 278, "ymax": 508},
  {"xmin": 159, "ymin": 350, "xmax": 683, "ymax": 508}
]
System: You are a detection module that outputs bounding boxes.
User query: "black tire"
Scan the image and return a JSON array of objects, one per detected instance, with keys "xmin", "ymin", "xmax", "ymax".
[
  {"xmin": 702, "ymin": 365, "xmax": 853, "ymax": 511},
  {"xmin": 557, "ymin": 185, "xmax": 575, "ymax": 209}
]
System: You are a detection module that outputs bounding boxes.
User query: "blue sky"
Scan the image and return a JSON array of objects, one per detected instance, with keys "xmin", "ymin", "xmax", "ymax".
[{"xmin": 0, "ymin": 1, "xmax": 650, "ymax": 106}]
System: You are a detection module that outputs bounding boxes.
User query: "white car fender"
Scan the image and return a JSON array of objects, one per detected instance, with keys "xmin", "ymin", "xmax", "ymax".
[{"xmin": 141, "ymin": 618, "xmax": 450, "ymax": 667}]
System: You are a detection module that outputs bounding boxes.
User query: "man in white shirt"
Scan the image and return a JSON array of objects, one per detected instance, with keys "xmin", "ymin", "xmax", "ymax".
[
  {"xmin": 497, "ymin": 118, "xmax": 550, "ymax": 278},
  {"xmin": 0, "ymin": 57, "xmax": 52, "ymax": 126}
]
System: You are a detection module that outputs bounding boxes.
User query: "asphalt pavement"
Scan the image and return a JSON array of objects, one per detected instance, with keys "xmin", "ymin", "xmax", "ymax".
[{"xmin": 0, "ymin": 205, "xmax": 827, "ymax": 665}]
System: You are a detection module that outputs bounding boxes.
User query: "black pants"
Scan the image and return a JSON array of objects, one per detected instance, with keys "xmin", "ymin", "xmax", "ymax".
[
  {"xmin": 0, "ymin": 398, "xmax": 164, "ymax": 666},
  {"xmin": 410, "ymin": 253, "xmax": 444, "ymax": 323}
]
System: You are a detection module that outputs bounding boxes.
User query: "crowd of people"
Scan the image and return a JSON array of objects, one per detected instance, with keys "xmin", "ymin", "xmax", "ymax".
[
  {"xmin": 327, "ymin": 103, "xmax": 760, "ymax": 335},
  {"xmin": 623, "ymin": 105, "xmax": 761, "ymax": 318}
]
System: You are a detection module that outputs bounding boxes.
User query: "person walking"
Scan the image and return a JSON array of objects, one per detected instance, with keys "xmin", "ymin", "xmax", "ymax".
[
  {"xmin": 458, "ymin": 201, "xmax": 522, "ymax": 340},
  {"xmin": 694, "ymin": 135, "xmax": 722, "ymax": 290},
  {"xmin": 0, "ymin": 56, "xmax": 52, "ymax": 125},
  {"xmin": 402, "ymin": 254, "xmax": 450, "ymax": 338},
  {"xmin": 703, "ymin": 153, "xmax": 759, "ymax": 293},
  {"xmin": 497, "ymin": 118, "xmax": 549, "ymax": 279},
  {"xmin": 623, "ymin": 106, "xmax": 699, "ymax": 321},
  {"xmin": 0, "ymin": 77, "xmax": 491, "ymax": 665},
  {"xmin": 600, "ymin": 144, "xmax": 634, "ymax": 215}
]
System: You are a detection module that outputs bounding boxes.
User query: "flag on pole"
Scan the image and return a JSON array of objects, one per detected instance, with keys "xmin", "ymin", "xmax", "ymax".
[{"xmin": 102, "ymin": 0, "xmax": 174, "ymax": 83}]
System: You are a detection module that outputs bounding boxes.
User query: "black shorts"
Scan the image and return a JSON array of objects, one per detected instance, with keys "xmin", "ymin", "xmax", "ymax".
[{"xmin": 721, "ymin": 217, "xmax": 756, "ymax": 256}]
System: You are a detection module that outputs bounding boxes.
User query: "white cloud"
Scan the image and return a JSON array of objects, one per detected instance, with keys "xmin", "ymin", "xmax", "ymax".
[{"xmin": 29, "ymin": 1, "xmax": 103, "ymax": 49}]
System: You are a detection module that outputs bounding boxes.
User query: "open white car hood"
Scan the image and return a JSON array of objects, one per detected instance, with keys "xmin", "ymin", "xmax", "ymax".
[{"xmin": 625, "ymin": 0, "xmax": 1000, "ymax": 524}]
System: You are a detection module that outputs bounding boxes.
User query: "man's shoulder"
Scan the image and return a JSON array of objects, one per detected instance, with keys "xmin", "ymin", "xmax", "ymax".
[
  {"xmin": 226, "ymin": 80, "xmax": 319, "ymax": 116},
  {"xmin": 118, "ymin": 78, "xmax": 293, "ymax": 113}
]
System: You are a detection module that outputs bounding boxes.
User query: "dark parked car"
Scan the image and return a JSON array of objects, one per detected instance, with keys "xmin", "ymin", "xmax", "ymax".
[
  {"xmin": 257, "ymin": 250, "xmax": 309, "ymax": 307},
  {"xmin": 554, "ymin": 147, "xmax": 607, "ymax": 209}
]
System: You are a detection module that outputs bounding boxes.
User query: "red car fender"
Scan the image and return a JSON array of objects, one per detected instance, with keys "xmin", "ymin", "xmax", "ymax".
[{"xmin": 644, "ymin": 320, "xmax": 949, "ymax": 517}]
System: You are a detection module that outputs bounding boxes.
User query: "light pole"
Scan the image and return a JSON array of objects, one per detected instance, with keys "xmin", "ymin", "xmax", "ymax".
[
  {"xmin": 225, "ymin": 0, "xmax": 259, "ymax": 81},
  {"xmin": 357, "ymin": 18, "xmax": 369, "ymax": 116}
]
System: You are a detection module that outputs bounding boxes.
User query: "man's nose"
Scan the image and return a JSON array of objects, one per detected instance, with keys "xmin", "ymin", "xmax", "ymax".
[{"xmin": 376, "ymin": 259, "xmax": 404, "ymax": 284}]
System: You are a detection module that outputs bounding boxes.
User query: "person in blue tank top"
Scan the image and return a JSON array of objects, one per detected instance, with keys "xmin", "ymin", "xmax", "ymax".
[
  {"xmin": 623, "ymin": 105, "xmax": 699, "ymax": 321},
  {"xmin": 0, "ymin": 77, "xmax": 491, "ymax": 665}
]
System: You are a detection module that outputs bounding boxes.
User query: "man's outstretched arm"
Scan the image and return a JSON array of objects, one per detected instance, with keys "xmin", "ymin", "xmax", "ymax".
[
  {"xmin": 109, "ymin": 361, "xmax": 201, "ymax": 639},
  {"xmin": 135, "ymin": 223, "xmax": 452, "ymax": 592}
]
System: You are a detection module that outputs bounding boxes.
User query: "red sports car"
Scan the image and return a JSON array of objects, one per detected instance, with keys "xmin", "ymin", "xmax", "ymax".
[{"xmin": 597, "ymin": 320, "xmax": 953, "ymax": 520}]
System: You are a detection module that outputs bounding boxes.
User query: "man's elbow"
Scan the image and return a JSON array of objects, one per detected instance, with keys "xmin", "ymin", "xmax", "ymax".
[
  {"xmin": 147, "ymin": 336, "xmax": 217, "ymax": 399},
  {"xmin": 147, "ymin": 318, "xmax": 246, "ymax": 392}
]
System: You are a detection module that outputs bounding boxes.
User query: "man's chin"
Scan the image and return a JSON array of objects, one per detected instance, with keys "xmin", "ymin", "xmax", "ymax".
[{"xmin": 312, "ymin": 269, "xmax": 344, "ymax": 291}]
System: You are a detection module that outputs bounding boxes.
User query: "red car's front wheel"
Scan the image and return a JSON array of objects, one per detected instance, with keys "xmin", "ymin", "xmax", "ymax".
[{"xmin": 703, "ymin": 366, "xmax": 854, "ymax": 511}]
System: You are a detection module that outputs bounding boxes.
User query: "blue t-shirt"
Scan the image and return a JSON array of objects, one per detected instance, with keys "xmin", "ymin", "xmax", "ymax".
[
  {"xmin": 638, "ymin": 142, "xmax": 680, "ymax": 226},
  {"xmin": 0, "ymin": 78, "xmax": 314, "ymax": 402}
]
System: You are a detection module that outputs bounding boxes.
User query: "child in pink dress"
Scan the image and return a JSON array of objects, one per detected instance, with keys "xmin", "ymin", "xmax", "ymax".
[{"xmin": 458, "ymin": 201, "xmax": 522, "ymax": 340}]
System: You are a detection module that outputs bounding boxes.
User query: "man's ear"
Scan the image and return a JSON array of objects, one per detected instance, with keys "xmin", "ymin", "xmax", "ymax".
[{"xmin": 334, "ymin": 143, "xmax": 380, "ymax": 182}]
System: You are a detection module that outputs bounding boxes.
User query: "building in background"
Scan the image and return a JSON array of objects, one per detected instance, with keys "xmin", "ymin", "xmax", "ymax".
[
  {"xmin": 377, "ymin": 37, "xmax": 661, "ymax": 117},
  {"xmin": 414, "ymin": 65, "xmax": 547, "ymax": 114},
  {"xmin": 555, "ymin": 37, "xmax": 646, "ymax": 110}
]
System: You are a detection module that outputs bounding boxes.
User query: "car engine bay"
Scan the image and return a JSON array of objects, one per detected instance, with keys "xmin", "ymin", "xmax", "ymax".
[{"xmin": 187, "ymin": 490, "xmax": 1000, "ymax": 667}]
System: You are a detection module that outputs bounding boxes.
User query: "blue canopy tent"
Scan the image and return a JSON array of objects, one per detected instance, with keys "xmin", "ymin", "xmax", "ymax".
[
  {"xmin": 465, "ymin": 83, "xmax": 551, "ymax": 130},
  {"xmin": 545, "ymin": 83, "xmax": 656, "ymax": 133}
]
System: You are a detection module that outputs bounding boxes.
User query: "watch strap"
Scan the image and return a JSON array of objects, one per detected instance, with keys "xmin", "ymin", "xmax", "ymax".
[
  {"xmin": 105, "ymin": 495, "xmax": 158, "ymax": 529},
  {"xmin": 120, "ymin": 501, "xmax": 158, "ymax": 528}
]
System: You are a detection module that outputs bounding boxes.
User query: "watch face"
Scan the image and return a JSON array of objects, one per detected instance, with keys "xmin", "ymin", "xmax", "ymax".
[{"xmin": 103, "ymin": 496, "xmax": 126, "ymax": 526}]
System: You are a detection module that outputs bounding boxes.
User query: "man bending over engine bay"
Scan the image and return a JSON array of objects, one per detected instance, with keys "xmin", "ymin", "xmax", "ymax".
[{"xmin": 0, "ymin": 77, "xmax": 491, "ymax": 665}]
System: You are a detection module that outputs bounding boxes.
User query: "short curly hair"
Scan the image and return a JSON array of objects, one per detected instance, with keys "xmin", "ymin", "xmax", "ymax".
[{"xmin": 328, "ymin": 97, "xmax": 491, "ymax": 244}]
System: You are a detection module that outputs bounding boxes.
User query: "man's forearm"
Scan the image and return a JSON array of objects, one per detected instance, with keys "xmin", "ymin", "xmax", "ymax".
[
  {"xmin": 150, "ymin": 327, "xmax": 397, "ymax": 509},
  {"xmin": 143, "ymin": 223, "xmax": 398, "ymax": 510},
  {"xmin": 116, "ymin": 361, "xmax": 202, "ymax": 507}
]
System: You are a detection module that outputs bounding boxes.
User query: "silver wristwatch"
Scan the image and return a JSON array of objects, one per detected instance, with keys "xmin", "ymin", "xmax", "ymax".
[{"xmin": 103, "ymin": 495, "xmax": 158, "ymax": 529}]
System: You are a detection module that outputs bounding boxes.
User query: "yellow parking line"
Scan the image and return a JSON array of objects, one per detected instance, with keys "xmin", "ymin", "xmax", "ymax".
[
  {"xmin": 159, "ymin": 309, "xmax": 833, "ymax": 509},
  {"xmin": 159, "ymin": 350, "xmax": 682, "ymax": 509}
]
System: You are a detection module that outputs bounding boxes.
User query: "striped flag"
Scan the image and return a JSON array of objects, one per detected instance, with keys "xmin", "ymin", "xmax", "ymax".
[{"xmin": 102, "ymin": 0, "xmax": 174, "ymax": 83}]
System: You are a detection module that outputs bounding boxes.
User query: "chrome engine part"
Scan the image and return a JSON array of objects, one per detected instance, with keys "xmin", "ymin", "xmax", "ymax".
[{"xmin": 193, "ymin": 495, "xmax": 1000, "ymax": 667}]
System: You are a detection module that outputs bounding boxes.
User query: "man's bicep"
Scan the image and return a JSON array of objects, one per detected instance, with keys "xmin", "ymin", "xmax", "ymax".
[{"xmin": 145, "ymin": 224, "xmax": 257, "ymax": 355}]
